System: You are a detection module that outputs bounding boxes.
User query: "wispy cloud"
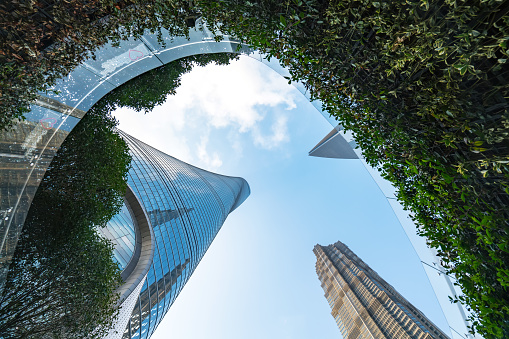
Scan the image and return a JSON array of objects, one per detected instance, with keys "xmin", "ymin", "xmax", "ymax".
[
  {"xmin": 114, "ymin": 56, "xmax": 297, "ymax": 170},
  {"xmin": 252, "ymin": 115, "xmax": 289, "ymax": 149},
  {"xmin": 196, "ymin": 132, "xmax": 223, "ymax": 169}
]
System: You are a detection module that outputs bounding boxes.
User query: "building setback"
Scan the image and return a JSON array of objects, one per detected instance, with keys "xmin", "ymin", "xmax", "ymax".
[
  {"xmin": 100, "ymin": 130, "xmax": 250, "ymax": 339},
  {"xmin": 314, "ymin": 241, "xmax": 450, "ymax": 339}
]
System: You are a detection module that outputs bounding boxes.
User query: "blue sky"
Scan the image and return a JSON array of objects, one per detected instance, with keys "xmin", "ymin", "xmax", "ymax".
[{"xmin": 114, "ymin": 55, "xmax": 449, "ymax": 339}]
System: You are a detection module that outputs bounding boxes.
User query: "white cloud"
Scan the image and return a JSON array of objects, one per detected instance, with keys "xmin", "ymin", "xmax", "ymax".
[
  {"xmin": 196, "ymin": 132, "xmax": 223, "ymax": 170},
  {"xmin": 165, "ymin": 56, "xmax": 296, "ymax": 132},
  {"xmin": 252, "ymin": 114, "xmax": 289, "ymax": 150},
  {"xmin": 114, "ymin": 55, "xmax": 298, "ymax": 170},
  {"xmin": 114, "ymin": 105, "xmax": 194, "ymax": 164}
]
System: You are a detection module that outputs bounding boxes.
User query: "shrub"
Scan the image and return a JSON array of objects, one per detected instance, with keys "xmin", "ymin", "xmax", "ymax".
[
  {"xmin": 197, "ymin": 0, "xmax": 509, "ymax": 336},
  {"xmin": 0, "ymin": 108, "xmax": 130, "ymax": 338}
]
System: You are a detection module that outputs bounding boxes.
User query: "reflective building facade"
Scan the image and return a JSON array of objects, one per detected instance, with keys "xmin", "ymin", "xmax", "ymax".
[
  {"xmin": 0, "ymin": 20, "xmax": 244, "ymax": 292},
  {"xmin": 99, "ymin": 202, "xmax": 138, "ymax": 272},
  {"xmin": 308, "ymin": 125, "xmax": 358, "ymax": 159},
  {"xmin": 101, "ymin": 130, "xmax": 250, "ymax": 339},
  {"xmin": 314, "ymin": 241, "xmax": 450, "ymax": 339}
]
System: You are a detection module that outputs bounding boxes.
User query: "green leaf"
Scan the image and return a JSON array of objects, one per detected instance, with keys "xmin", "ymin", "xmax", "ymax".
[
  {"xmin": 454, "ymin": 64, "xmax": 468, "ymax": 75},
  {"xmin": 280, "ymin": 15, "xmax": 287, "ymax": 27}
]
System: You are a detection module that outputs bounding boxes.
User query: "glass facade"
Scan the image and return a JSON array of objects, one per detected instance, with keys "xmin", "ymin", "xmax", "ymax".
[
  {"xmin": 314, "ymin": 242, "xmax": 450, "ymax": 339},
  {"xmin": 308, "ymin": 125, "xmax": 358, "ymax": 159},
  {"xmin": 309, "ymin": 128, "xmax": 471, "ymax": 338},
  {"xmin": 106, "ymin": 130, "xmax": 250, "ymax": 339},
  {"xmin": 0, "ymin": 106, "xmax": 81, "ymax": 290},
  {"xmin": 0, "ymin": 22, "xmax": 241, "ymax": 288},
  {"xmin": 99, "ymin": 201, "xmax": 138, "ymax": 272}
]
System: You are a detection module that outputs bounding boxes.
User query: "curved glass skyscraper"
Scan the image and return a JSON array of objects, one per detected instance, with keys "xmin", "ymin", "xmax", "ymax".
[{"xmin": 101, "ymin": 130, "xmax": 250, "ymax": 339}]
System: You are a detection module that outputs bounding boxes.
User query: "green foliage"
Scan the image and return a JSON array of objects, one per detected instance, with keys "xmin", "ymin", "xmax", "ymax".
[
  {"xmin": 0, "ymin": 109, "xmax": 130, "ymax": 338},
  {"xmin": 100, "ymin": 53, "xmax": 238, "ymax": 112},
  {"xmin": 197, "ymin": 0, "xmax": 509, "ymax": 336},
  {"xmin": 0, "ymin": 226, "xmax": 122, "ymax": 338},
  {"xmin": 3, "ymin": 0, "xmax": 509, "ymax": 335},
  {"xmin": 0, "ymin": 0, "xmax": 195, "ymax": 130},
  {"xmin": 38, "ymin": 108, "xmax": 132, "ymax": 228}
]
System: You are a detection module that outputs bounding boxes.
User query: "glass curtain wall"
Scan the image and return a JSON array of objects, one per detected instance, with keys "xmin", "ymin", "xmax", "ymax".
[{"xmin": 116, "ymin": 131, "xmax": 249, "ymax": 339}]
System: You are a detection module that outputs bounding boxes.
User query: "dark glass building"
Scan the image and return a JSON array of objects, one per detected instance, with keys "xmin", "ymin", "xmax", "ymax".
[
  {"xmin": 314, "ymin": 241, "xmax": 450, "ymax": 339},
  {"xmin": 101, "ymin": 130, "xmax": 250, "ymax": 339}
]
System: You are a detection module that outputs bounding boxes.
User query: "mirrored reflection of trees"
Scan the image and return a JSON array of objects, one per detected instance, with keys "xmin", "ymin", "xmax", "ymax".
[
  {"xmin": 0, "ymin": 52, "xmax": 236, "ymax": 338},
  {"xmin": 0, "ymin": 0, "xmax": 195, "ymax": 130},
  {"xmin": 99, "ymin": 52, "xmax": 239, "ymax": 112},
  {"xmin": 0, "ymin": 109, "xmax": 131, "ymax": 338}
]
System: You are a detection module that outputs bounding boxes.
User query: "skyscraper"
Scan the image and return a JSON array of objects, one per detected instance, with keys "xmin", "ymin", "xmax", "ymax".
[
  {"xmin": 309, "ymin": 127, "xmax": 473, "ymax": 338},
  {"xmin": 314, "ymin": 241, "xmax": 450, "ymax": 339},
  {"xmin": 100, "ymin": 130, "xmax": 250, "ymax": 339},
  {"xmin": 308, "ymin": 125, "xmax": 358, "ymax": 159}
]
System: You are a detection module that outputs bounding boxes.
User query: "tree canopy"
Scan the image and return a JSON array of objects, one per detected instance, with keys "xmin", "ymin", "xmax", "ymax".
[
  {"xmin": 0, "ymin": 109, "xmax": 130, "ymax": 338},
  {"xmin": 100, "ymin": 52, "xmax": 238, "ymax": 112}
]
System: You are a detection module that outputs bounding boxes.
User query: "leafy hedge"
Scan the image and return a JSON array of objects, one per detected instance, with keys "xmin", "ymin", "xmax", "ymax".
[
  {"xmin": 0, "ymin": 0, "xmax": 194, "ymax": 130},
  {"xmin": 197, "ymin": 0, "xmax": 509, "ymax": 336},
  {"xmin": 0, "ymin": 109, "xmax": 130, "ymax": 338}
]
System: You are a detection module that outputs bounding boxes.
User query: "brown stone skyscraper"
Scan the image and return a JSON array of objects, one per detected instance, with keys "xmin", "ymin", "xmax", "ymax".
[{"xmin": 314, "ymin": 241, "xmax": 450, "ymax": 339}]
